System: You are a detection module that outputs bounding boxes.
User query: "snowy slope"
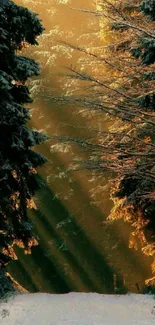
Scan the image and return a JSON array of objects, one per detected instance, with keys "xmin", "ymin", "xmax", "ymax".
[{"xmin": 0, "ymin": 293, "xmax": 155, "ymax": 325}]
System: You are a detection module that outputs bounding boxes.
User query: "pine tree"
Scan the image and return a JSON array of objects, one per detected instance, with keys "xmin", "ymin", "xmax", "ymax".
[
  {"xmin": 140, "ymin": 0, "xmax": 155, "ymax": 20},
  {"xmin": 0, "ymin": 0, "xmax": 47, "ymax": 295}
]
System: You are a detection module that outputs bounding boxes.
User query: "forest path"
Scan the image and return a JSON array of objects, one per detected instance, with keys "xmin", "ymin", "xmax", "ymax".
[{"xmin": 0, "ymin": 293, "xmax": 155, "ymax": 325}]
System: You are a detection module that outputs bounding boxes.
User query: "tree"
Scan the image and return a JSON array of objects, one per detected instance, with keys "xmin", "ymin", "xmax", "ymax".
[
  {"xmin": 53, "ymin": 0, "xmax": 155, "ymax": 285},
  {"xmin": 0, "ymin": 0, "xmax": 47, "ymax": 296}
]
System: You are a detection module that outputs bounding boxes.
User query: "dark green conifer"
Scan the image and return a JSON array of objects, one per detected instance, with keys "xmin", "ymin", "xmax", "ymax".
[
  {"xmin": 140, "ymin": 0, "xmax": 155, "ymax": 20},
  {"xmin": 0, "ymin": 0, "xmax": 47, "ymax": 294}
]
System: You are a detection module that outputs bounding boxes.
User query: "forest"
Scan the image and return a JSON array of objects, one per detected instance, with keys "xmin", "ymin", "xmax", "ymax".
[{"xmin": 0, "ymin": 0, "xmax": 155, "ymax": 300}]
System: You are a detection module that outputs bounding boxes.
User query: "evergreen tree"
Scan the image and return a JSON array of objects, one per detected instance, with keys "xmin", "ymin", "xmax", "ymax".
[{"xmin": 0, "ymin": 0, "xmax": 47, "ymax": 295}]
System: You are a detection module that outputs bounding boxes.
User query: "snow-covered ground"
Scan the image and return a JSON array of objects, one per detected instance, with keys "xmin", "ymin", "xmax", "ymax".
[{"xmin": 0, "ymin": 293, "xmax": 155, "ymax": 325}]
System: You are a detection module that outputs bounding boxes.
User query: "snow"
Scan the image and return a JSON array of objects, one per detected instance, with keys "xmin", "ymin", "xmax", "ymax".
[{"xmin": 0, "ymin": 293, "xmax": 155, "ymax": 325}]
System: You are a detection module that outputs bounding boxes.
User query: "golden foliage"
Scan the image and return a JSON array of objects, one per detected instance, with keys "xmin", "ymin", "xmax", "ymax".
[
  {"xmin": 27, "ymin": 237, "xmax": 38, "ymax": 248},
  {"xmin": 26, "ymin": 198, "xmax": 37, "ymax": 210},
  {"xmin": 10, "ymin": 191, "xmax": 20, "ymax": 210},
  {"xmin": 142, "ymin": 243, "xmax": 155, "ymax": 257},
  {"xmin": 6, "ymin": 272, "xmax": 28, "ymax": 293},
  {"xmin": 24, "ymin": 237, "xmax": 39, "ymax": 254},
  {"xmin": 151, "ymin": 260, "xmax": 155, "ymax": 274},
  {"xmin": 2, "ymin": 246, "xmax": 17, "ymax": 261},
  {"xmin": 129, "ymin": 233, "xmax": 138, "ymax": 250},
  {"xmin": 14, "ymin": 239, "xmax": 25, "ymax": 249},
  {"xmin": 14, "ymin": 237, "xmax": 38, "ymax": 253},
  {"xmin": 145, "ymin": 276, "xmax": 155, "ymax": 286}
]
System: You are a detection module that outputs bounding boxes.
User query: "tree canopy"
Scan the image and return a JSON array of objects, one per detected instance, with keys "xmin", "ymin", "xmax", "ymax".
[{"xmin": 54, "ymin": 0, "xmax": 155, "ymax": 286}]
